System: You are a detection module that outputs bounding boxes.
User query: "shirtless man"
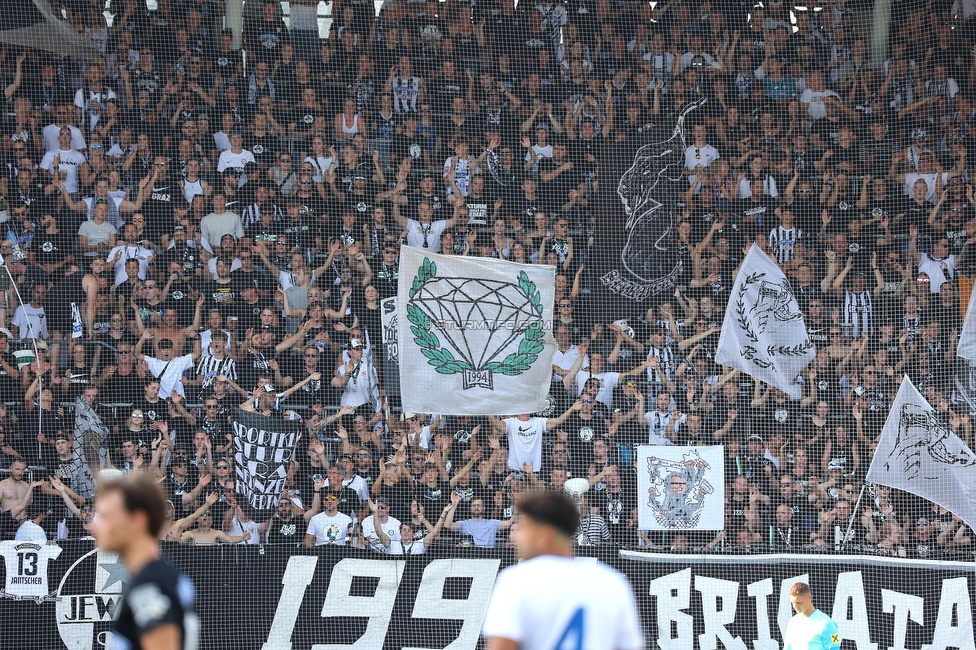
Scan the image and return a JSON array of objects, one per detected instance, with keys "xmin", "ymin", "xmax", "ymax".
[
  {"xmin": 0, "ymin": 459, "xmax": 31, "ymax": 513},
  {"xmin": 160, "ymin": 491, "xmax": 220, "ymax": 541},
  {"xmin": 81, "ymin": 257, "xmax": 111, "ymax": 338},
  {"xmin": 0, "ymin": 459, "xmax": 34, "ymax": 536},
  {"xmin": 180, "ymin": 509, "xmax": 251, "ymax": 545},
  {"xmin": 150, "ymin": 308, "xmax": 193, "ymax": 356}
]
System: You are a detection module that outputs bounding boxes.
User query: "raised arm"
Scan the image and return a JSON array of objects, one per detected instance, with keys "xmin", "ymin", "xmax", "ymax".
[
  {"xmin": 367, "ymin": 500, "xmax": 393, "ymax": 549},
  {"xmin": 562, "ymin": 342, "xmax": 588, "ymax": 392},
  {"xmin": 545, "ymin": 401, "xmax": 583, "ymax": 430},
  {"xmin": 303, "ymin": 478, "xmax": 327, "ymax": 522},
  {"xmin": 441, "ymin": 490, "xmax": 463, "ymax": 532},
  {"xmin": 174, "ymin": 492, "xmax": 220, "ymax": 538}
]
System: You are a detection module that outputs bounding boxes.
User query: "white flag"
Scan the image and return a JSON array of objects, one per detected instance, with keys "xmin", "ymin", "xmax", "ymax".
[
  {"xmin": 715, "ymin": 246, "xmax": 815, "ymax": 398},
  {"xmin": 636, "ymin": 446, "xmax": 725, "ymax": 530},
  {"xmin": 397, "ymin": 247, "xmax": 557, "ymax": 415},
  {"xmin": 957, "ymin": 287, "xmax": 976, "ymax": 361},
  {"xmin": 866, "ymin": 376, "xmax": 976, "ymax": 533}
]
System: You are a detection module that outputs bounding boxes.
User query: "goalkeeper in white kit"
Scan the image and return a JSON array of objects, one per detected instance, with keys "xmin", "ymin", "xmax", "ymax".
[{"xmin": 482, "ymin": 492, "xmax": 644, "ymax": 650}]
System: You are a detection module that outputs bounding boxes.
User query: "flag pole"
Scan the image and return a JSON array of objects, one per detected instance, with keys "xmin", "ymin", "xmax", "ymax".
[{"xmin": 841, "ymin": 485, "xmax": 867, "ymax": 550}]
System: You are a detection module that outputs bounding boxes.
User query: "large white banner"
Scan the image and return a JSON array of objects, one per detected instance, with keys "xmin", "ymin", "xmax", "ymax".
[
  {"xmin": 866, "ymin": 376, "xmax": 976, "ymax": 533},
  {"xmin": 397, "ymin": 247, "xmax": 557, "ymax": 415},
  {"xmin": 636, "ymin": 445, "xmax": 725, "ymax": 531},
  {"xmin": 715, "ymin": 246, "xmax": 815, "ymax": 398},
  {"xmin": 957, "ymin": 288, "xmax": 976, "ymax": 361}
]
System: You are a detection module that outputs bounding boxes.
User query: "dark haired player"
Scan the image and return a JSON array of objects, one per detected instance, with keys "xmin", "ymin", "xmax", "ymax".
[
  {"xmin": 92, "ymin": 476, "xmax": 198, "ymax": 650},
  {"xmin": 482, "ymin": 492, "xmax": 643, "ymax": 650}
]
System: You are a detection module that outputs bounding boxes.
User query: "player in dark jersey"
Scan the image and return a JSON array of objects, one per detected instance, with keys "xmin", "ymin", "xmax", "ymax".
[{"xmin": 92, "ymin": 476, "xmax": 198, "ymax": 650}]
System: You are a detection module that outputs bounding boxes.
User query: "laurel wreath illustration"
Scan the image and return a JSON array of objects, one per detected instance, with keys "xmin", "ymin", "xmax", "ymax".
[
  {"xmin": 734, "ymin": 272, "xmax": 812, "ymax": 371},
  {"xmin": 406, "ymin": 258, "xmax": 545, "ymax": 376}
]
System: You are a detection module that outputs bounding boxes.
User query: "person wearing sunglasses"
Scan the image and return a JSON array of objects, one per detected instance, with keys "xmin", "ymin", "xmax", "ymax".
[
  {"xmin": 41, "ymin": 101, "xmax": 86, "ymax": 154},
  {"xmin": 304, "ymin": 488, "xmax": 353, "ymax": 547},
  {"xmin": 269, "ymin": 153, "xmax": 297, "ymax": 196},
  {"xmin": 909, "ymin": 225, "xmax": 959, "ymax": 294},
  {"xmin": 260, "ymin": 483, "xmax": 321, "ymax": 546},
  {"xmin": 179, "ymin": 508, "xmax": 252, "ymax": 545}
]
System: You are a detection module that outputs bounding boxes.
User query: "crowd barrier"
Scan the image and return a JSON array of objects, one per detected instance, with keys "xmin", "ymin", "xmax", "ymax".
[{"xmin": 0, "ymin": 541, "xmax": 973, "ymax": 649}]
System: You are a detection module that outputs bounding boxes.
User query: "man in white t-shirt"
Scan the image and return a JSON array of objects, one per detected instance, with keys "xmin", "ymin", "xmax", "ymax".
[
  {"xmin": 482, "ymin": 491, "xmax": 643, "ymax": 650},
  {"xmin": 488, "ymin": 401, "xmax": 582, "ymax": 472},
  {"xmin": 304, "ymin": 491, "xmax": 354, "ymax": 546},
  {"xmin": 798, "ymin": 71, "xmax": 840, "ymax": 121},
  {"xmin": 41, "ymin": 104, "xmax": 86, "ymax": 153},
  {"xmin": 331, "ymin": 339, "xmax": 381, "ymax": 413},
  {"xmin": 910, "ymin": 227, "xmax": 958, "ymax": 293},
  {"xmin": 40, "ymin": 128, "xmax": 87, "ymax": 195},
  {"xmin": 552, "ymin": 323, "xmax": 586, "ymax": 383},
  {"xmin": 374, "ymin": 495, "xmax": 455, "ymax": 555},
  {"xmin": 564, "ymin": 344, "xmax": 649, "ymax": 409},
  {"xmin": 684, "ymin": 123, "xmax": 721, "ymax": 186},
  {"xmin": 392, "ymin": 198, "xmax": 461, "ymax": 253},
  {"xmin": 106, "ymin": 223, "xmax": 155, "ymax": 285},
  {"xmin": 216, "ymin": 131, "xmax": 256, "ymax": 187},
  {"xmin": 360, "ymin": 496, "xmax": 401, "ymax": 552},
  {"xmin": 132, "ymin": 329, "xmax": 202, "ymax": 398},
  {"xmin": 14, "ymin": 506, "xmax": 48, "ymax": 542},
  {"xmin": 524, "ymin": 126, "xmax": 554, "ymax": 174},
  {"xmin": 10, "ymin": 284, "xmax": 50, "ymax": 340}
]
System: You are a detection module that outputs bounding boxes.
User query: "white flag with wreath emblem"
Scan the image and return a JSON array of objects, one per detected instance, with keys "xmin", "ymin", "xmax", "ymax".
[
  {"xmin": 397, "ymin": 246, "xmax": 557, "ymax": 415},
  {"xmin": 715, "ymin": 246, "xmax": 815, "ymax": 398}
]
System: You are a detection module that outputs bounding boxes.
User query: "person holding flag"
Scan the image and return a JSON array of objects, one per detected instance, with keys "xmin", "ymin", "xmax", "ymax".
[
  {"xmin": 715, "ymin": 243, "xmax": 816, "ymax": 398},
  {"xmin": 332, "ymin": 337, "xmax": 382, "ymax": 417}
]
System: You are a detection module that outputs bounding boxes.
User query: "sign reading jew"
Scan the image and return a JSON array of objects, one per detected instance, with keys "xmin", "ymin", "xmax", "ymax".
[
  {"xmin": 867, "ymin": 376, "xmax": 976, "ymax": 533},
  {"xmin": 636, "ymin": 445, "xmax": 725, "ymax": 531},
  {"xmin": 715, "ymin": 245, "xmax": 815, "ymax": 398},
  {"xmin": 397, "ymin": 247, "xmax": 557, "ymax": 415},
  {"xmin": 232, "ymin": 408, "xmax": 303, "ymax": 510}
]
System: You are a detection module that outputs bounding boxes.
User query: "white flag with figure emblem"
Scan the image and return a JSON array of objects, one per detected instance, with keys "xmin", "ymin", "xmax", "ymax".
[
  {"xmin": 397, "ymin": 246, "xmax": 557, "ymax": 415},
  {"xmin": 957, "ymin": 288, "xmax": 976, "ymax": 361},
  {"xmin": 637, "ymin": 446, "xmax": 725, "ymax": 530},
  {"xmin": 867, "ymin": 376, "xmax": 976, "ymax": 533},
  {"xmin": 715, "ymin": 246, "xmax": 815, "ymax": 398}
]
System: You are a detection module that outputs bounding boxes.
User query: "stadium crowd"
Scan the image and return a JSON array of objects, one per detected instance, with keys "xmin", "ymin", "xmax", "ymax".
[{"xmin": 0, "ymin": 0, "xmax": 974, "ymax": 559}]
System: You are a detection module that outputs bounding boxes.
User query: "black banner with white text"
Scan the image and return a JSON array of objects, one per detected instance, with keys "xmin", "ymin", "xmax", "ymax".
[
  {"xmin": 232, "ymin": 408, "xmax": 304, "ymax": 511},
  {"xmin": 0, "ymin": 542, "xmax": 973, "ymax": 650}
]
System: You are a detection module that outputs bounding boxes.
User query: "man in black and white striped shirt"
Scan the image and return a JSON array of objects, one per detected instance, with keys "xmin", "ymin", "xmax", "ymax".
[
  {"xmin": 192, "ymin": 332, "xmax": 237, "ymax": 399},
  {"xmin": 645, "ymin": 327, "xmax": 676, "ymax": 387},
  {"xmin": 241, "ymin": 184, "xmax": 285, "ymax": 228},
  {"xmin": 575, "ymin": 495, "xmax": 612, "ymax": 546},
  {"xmin": 769, "ymin": 210, "xmax": 802, "ymax": 265}
]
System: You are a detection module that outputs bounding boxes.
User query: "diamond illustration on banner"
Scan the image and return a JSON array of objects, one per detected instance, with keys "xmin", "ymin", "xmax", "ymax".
[{"xmin": 406, "ymin": 258, "xmax": 544, "ymax": 389}]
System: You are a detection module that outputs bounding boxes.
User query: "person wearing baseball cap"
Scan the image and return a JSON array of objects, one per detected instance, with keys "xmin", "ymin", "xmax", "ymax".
[
  {"xmin": 332, "ymin": 338, "xmax": 381, "ymax": 415},
  {"xmin": 360, "ymin": 495, "xmax": 402, "ymax": 552}
]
